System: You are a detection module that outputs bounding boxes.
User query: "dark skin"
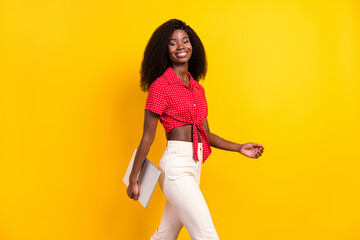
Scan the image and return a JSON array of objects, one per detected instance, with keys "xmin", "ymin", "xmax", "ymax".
[{"xmin": 127, "ymin": 30, "xmax": 264, "ymax": 200}]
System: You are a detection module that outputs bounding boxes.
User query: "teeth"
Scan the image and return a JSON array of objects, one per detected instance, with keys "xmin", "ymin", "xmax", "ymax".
[{"xmin": 177, "ymin": 52, "xmax": 186, "ymax": 57}]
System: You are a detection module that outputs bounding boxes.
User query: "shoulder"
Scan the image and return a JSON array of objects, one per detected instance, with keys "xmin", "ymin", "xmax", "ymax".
[
  {"xmin": 189, "ymin": 71, "xmax": 206, "ymax": 93},
  {"xmin": 147, "ymin": 74, "xmax": 172, "ymax": 101},
  {"xmin": 194, "ymin": 81, "xmax": 206, "ymax": 93},
  {"xmin": 149, "ymin": 75, "xmax": 169, "ymax": 91},
  {"xmin": 195, "ymin": 81, "xmax": 205, "ymax": 90}
]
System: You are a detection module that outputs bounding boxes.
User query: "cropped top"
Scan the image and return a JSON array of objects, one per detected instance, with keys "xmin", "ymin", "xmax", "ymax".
[{"xmin": 145, "ymin": 67, "xmax": 211, "ymax": 163}]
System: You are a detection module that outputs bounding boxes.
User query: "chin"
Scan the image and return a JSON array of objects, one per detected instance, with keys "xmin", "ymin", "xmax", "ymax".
[{"xmin": 172, "ymin": 58, "xmax": 191, "ymax": 65}]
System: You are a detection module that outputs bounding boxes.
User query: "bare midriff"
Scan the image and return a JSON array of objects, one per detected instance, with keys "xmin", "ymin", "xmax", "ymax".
[{"xmin": 166, "ymin": 124, "xmax": 201, "ymax": 143}]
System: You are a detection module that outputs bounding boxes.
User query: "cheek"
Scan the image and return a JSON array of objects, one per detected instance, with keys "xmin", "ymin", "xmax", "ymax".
[
  {"xmin": 168, "ymin": 46, "xmax": 175, "ymax": 54},
  {"xmin": 168, "ymin": 47, "xmax": 175, "ymax": 59},
  {"xmin": 188, "ymin": 47, "xmax": 193, "ymax": 58},
  {"xmin": 188, "ymin": 44, "xmax": 193, "ymax": 53}
]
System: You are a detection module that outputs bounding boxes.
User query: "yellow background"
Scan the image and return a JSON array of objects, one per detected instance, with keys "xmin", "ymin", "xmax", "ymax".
[{"xmin": 1, "ymin": 0, "xmax": 360, "ymax": 239}]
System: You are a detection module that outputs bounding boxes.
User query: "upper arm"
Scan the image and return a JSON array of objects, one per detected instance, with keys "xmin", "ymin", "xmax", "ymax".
[
  {"xmin": 145, "ymin": 81, "xmax": 167, "ymax": 115},
  {"xmin": 142, "ymin": 110, "xmax": 160, "ymax": 142},
  {"xmin": 143, "ymin": 80, "xmax": 166, "ymax": 142}
]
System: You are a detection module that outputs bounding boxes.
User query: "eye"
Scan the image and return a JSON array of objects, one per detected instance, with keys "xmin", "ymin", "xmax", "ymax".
[{"xmin": 169, "ymin": 42, "xmax": 176, "ymax": 46}]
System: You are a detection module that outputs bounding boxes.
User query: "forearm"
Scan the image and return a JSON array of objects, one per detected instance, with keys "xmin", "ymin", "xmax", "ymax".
[
  {"xmin": 201, "ymin": 118, "xmax": 263, "ymax": 158},
  {"xmin": 129, "ymin": 136, "xmax": 154, "ymax": 184},
  {"xmin": 208, "ymin": 132, "xmax": 242, "ymax": 152},
  {"xmin": 128, "ymin": 110, "xmax": 159, "ymax": 184}
]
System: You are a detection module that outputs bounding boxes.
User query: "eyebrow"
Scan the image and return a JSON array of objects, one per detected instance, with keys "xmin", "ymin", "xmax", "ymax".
[{"xmin": 169, "ymin": 36, "xmax": 189, "ymax": 41}]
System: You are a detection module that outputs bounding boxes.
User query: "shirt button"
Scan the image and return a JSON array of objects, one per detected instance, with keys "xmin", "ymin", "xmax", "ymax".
[{"xmin": 194, "ymin": 104, "xmax": 196, "ymax": 106}]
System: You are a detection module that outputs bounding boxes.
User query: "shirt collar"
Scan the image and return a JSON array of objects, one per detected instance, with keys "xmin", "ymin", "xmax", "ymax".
[{"xmin": 164, "ymin": 67, "xmax": 201, "ymax": 90}]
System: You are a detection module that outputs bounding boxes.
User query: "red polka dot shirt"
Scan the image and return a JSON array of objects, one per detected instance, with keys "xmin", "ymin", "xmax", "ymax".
[{"xmin": 145, "ymin": 67, "xmax": 211, "ymax": 163}]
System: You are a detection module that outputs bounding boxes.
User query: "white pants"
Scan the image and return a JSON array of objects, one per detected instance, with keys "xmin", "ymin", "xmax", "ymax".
[{"xmin": 150, "ymin": 140, "xmax": 219, "ymax": 240}]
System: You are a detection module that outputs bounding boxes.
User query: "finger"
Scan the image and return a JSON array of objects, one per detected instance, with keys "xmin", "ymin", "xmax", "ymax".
[
  {"xmin": 257, "ymin": 145, "xmax": 264, "ymax": 150},
  {"xmin": 256, "ymin": 151, "xmax": 261, "ymax": 158},
  {"xmin": 134, "ymin": 195, "xmax": 138, "ymax": 201}
]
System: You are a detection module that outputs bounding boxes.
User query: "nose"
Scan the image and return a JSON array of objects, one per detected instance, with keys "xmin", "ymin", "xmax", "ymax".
[{"xmin": 177, "ymin": 41, "xmax": 185, "ymax": 49}]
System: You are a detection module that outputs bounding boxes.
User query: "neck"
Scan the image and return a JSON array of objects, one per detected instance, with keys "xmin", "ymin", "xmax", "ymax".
[{"xmin": 172, "ymin": 63, "xmax": 189, "ymax": 82}]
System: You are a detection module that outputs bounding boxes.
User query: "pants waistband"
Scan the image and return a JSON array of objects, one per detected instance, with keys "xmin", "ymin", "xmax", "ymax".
[{"xmin": 167, "ymin": 140, "xmax": 203, "ymax": 148}]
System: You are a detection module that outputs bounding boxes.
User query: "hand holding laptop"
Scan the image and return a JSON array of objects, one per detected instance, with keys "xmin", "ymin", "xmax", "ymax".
[
  {"xmin": 127, "ymin": 180, "xmax": 139, "ymax": 200},
  {"xmin": 124, "ymin": 149, "xmax": 161, "ymax": 208}
]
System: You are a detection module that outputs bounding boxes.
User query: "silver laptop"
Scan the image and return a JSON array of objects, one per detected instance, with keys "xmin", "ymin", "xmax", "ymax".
[{"xmin": 123, "ymin": 149, "xmax": 161, "ymax": 208}]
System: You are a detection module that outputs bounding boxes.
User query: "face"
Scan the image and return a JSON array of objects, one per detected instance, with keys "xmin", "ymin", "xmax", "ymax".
[{"xmin": 168, "ymin": 29, "xmax": 192, "ymax": 65}]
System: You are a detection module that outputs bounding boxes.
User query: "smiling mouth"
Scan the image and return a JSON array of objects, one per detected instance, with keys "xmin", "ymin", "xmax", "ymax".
[{"xmin": 176, "ymin": 52, "xmax": 187, "ymax": 57}]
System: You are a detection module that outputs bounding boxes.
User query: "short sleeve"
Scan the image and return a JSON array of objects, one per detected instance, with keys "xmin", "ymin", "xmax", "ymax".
[
  {"xmin": 204, "ymin": 91, "xmax": 208, "ymax": 118},
  {"xmin": 202, "ymin": 87, "xmax": 208, "ymax": 119},
  {"xmin": 145, "ymin": 81, "xmax": 167, "ymax": 115}
]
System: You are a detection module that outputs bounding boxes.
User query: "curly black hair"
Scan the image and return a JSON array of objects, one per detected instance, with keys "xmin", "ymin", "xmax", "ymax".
[{"xmin": 140, "ymin": 19, "xmax": 207, "ymax": 91}]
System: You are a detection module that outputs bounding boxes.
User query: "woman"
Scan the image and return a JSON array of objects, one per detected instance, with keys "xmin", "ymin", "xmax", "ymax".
[{"xmin": 127, "ymin": 19, "xmax": 264, "ymax": 240}]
